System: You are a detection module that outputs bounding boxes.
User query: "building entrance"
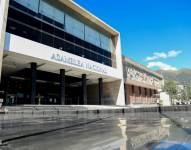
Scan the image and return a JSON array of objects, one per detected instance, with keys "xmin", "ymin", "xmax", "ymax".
[{"xmin": 0, "ymin": 68, "xmax": 84, "ymax": 105}]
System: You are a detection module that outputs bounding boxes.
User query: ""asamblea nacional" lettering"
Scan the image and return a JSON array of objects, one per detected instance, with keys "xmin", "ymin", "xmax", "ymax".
[{"xmin": 51, "ymin": 53, "xmax": 108, "ymax": 75}]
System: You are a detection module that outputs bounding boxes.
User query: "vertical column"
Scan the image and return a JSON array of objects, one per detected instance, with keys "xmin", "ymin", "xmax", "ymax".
[
  {"xmin": 60, "ymin": 69, "xmax": 65, "ymax": 105},
  {"xmin": 82, "ymin": 74, "xmax": 87, "ymax": 105},
  {"xmin": 31, "ymin": 63, "xmax": 37, "ymax": 104},
  {"xmin": 2, "ymin": 77, "xmax": 8, "ymax": 105},
  {"xmin": 124, "ymin": 84, "xmax": 127, "ymax": 105},
  {"xmin": 0, "ymin": 0, "xmax": 9, "ymax": 82},
  {"xmin": 23, "ymin": 79, "xmax": 28, "ymax": 104},
  {"xmin": 98, "ymin": 78, "xmax": 103, "ymax": 105}
]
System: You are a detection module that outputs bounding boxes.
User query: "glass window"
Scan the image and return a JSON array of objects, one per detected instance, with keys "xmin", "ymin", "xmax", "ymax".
[
  {"xmin": 54, "ymin": 38, "xmax": 65, "ymax": 51},
  {"xmin": 103, "ymin": 50, "xmax": 111, "ymax": 58},
  {"xmin": 84, "ymin": 50, "xmax": 91, "ymax": 59},
  {"xmin": 39, "ymin": 1, "xmax": 65, "ymax": 26},
  {"xmin": 41, "ymin": 22, "xmax": 54, "ymax": 34},
  {"xmin": 92, "ymin": 54, "xmax": 98, "ymax": 62},
  {"xmin": 41, "ymin": 32, "xmax": 53, "ymax": 47},
  {"xmin": 108, "ymin": 59, "xmax": 112, "ymax": 66},
  {"xmin": 14, "ymin": 0, "xmax": 39, "ymax": 13},
  {"xmin": 75, "ymin": 46, "xmax": 83, "ymax": 56},
  {"xmin": 100, "ymin": 33, "xmax": 111, "ymax": 52},
  {"xmin": 97, "ymin": 55, "xmax": 103, "ymax": 63},
  {"xmin": 65, "ymin": 32, "xmax": 74, "ymax": 42},
  {"xmin": 54, "ymin": 8, "xmax": 64, "ymax": 24},
  {"xmin": 85, "ymin": 25, "xmax": 100, "ymax": 47},
  {"xmin": 65, "ymin": 15, "xmax": 84, "ymax": 40},
  {"xmin": 83, "ymin": 41, "xmax": 90, "ymax": 49},
  {"xmin": 39, "ymin": 1, "xmax": 54, "ymax": 20},
  {"xmin": 65, "ymin": 42, "xmax": 74, "ymax": 54},
  {"xmin": 54, "ymin": 28, "xmax": 65, "ymax": 39}
]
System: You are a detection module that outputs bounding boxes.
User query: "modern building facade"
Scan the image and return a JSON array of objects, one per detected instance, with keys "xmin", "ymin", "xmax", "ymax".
[
  {"xmin": 0, "ymin": 0, "xmax": 125, "ymax": 106},
  {"xmin": 123, "ymin": 56, "xmax": 164, "ymax": 106}
]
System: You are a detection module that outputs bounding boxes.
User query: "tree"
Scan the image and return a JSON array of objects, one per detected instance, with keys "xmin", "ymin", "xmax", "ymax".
[
  {"xmin": 186, "ymin": 86, "xmax": 191, "ymax": 100},
  {"xmin": 164, "ymin": 80, "xmax": 177, "ymax": 99},
  {"xmin": 188, "ymin": 86, "xmax": 191, "ymax": 100}
]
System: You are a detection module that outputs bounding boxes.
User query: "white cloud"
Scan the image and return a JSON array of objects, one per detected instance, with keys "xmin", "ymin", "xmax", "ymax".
[
  {"xmin": 147, "ymin": 62, "xmax": 177, "ymax": 71},
  {"xmin": 145, "ymin": 50, "xmax": 182, "ymax": 61},
  {"xmin": 168, "ymin": 50, "xmax": 182, "ymax": 57}
]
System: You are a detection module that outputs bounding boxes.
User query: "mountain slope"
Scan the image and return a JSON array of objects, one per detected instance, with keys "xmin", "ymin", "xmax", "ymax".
[{"xmin": 158, "ymin": 68, "xmax": 191, "ymax": 85}]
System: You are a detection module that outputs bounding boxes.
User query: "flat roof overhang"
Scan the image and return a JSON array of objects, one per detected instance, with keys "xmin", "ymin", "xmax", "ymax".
[
  {"xmin": 2, "ymin": 51, "xmax": 118, "ymax": 84},
  {"xmin": 58, "ymin": 0, "xmax": 119, "ymax": 36}
]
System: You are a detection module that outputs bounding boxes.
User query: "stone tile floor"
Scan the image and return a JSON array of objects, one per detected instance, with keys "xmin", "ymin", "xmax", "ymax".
[{"xmin": 0, "ymin": 112, "xmax": 191, "ymax": 150}]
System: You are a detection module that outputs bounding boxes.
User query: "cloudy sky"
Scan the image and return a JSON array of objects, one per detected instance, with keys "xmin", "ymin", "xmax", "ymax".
[{"xmin": 75, "ymin": 0, "xmax": 191, "ymax": 71}]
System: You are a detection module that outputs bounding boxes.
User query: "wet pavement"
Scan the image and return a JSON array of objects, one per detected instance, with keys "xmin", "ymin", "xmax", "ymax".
[{"xmin": 1, "ymin": 112, "xmax": 191, "ymax": 150}]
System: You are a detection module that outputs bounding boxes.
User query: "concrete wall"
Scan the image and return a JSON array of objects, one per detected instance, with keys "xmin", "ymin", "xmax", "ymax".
[
  {"xmin": 114, "ymin": 34, "xmax": 125, "ymax": 105},
  {"xmin": 0, "ymin": 0, "xmax": 9, "ymax": 81},
  {"xmin": 86, "ymin": 34, "xmax": 126, "ymax": 106},
  {"xmin": 87, "ymin": 80, "xmax": 124, "ymax": 105},
  {"xmin": 125, "ymin": 84, "xmax": 157, "ymax": 105}
]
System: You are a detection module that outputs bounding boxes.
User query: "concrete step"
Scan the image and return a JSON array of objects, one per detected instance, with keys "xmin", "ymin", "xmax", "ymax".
[
  {"xmin": 2, "ymin": 105, "xmax": 129, "ymax": 116},
  {"xmin": 4, "ymin": 105, "xmax": 106, "ymax": 111}
]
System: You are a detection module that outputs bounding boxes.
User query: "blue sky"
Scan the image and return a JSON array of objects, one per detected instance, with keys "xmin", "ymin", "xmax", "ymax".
[{"xmin": 75, "ymin": 0, "xmax": 191, "ymax": 70}]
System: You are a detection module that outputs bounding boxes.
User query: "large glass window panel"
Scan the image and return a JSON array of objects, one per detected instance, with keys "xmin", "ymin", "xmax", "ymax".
[
  {"xmin": 54, "ymin": 28, "xmax": 65, "ymax": 39},
  {"xmin": 100, "ymin": 34, "xmax": 111, "ymax": 52},
  {"xmin": 92, "ymin": 54, "xmax": 98, "ymax": 62},
  {"xmin": 65, "ymin": 42, "xmax": 74, "ymax": 54},
  {"xmin": 54, "ymin": 7, "xmax": 64, "ymax": 24},
  {"xmin": 7, "ymin": 4, "xmax": 114, "ymax": 67},
  {"xmin": 39, "ymin": 1, "xmax": 64, "ymax": 25},
  {"xmin": 85, "ymin": 25, "xmax": 100, "ymax": 47},
  {"xmin": 97, "ymin": 55, "xmax": 103, "ymax": 63},
  {"xmin": 41, "ymin": 22, "xmax": 54, "ymax": 34},
  {"xmin": 54, "ymin": 38, "xmax": 65, "ymax": 51},
  {"xmin": 65, "ymin": 32, "xmax": 74, "ymax": 42},
  {"xmin": 65, "ymin": 15, "xmax": 84, "ymax": 40},
  {"xmin": 39, "ymin": 0, "xmax": 54, "ymax": 20},
  {"xmin": 103, "ymin": 50, "xmax": 111, "ymax": 58},
  {"xmin": 75, "ymin": 46, "xmax": 82, "ymax": 56},
  {"xmin": 75, "ymin": 37, "xmax": 83, "ymax": 46},
  {"xmin": 41, "ymin": 32, "xmax": 54, "ymax": 47},
  {"xmin": 84, "ymin": 50, "xmax": 91, "ymax": 59},
  {"xmin": 14, "ymin": 0, "xmax": 39, "ymax": 13}
]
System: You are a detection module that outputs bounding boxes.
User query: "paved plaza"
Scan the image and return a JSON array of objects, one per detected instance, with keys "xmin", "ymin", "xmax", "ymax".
[{"xmin": 0, "ymin": 111, "xmax": 191, "ymax": 150}]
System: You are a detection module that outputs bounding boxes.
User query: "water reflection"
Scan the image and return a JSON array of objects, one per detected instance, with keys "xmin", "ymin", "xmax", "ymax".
[
  {"xmin": 116, "ymin": 116, "xmax": 170, "ymax": 150},
  {"xmin": 1, "ymin": 112, "xmax": 191, "ymax": 150}
]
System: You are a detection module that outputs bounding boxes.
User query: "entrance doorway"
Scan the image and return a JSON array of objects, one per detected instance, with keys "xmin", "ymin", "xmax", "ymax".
[{"xmin": 0, "ymin": 69, "xmax": 83, "ymax": 105}]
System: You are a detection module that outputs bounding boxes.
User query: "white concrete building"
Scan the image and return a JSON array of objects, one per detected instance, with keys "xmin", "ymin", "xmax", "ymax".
[{"xmin": 0, "ymin": 0, "xmax": 125, "ymax": 106}]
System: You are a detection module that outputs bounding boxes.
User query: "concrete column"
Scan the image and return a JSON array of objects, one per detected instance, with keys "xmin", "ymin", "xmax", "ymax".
[
  {"xmin": 31, "ymin": 63, "xmax": 37, "ymax": 104},
  {"xmin": 124, "ymin": 84, "xmax": 127, "ymax": 105},
  {"xmin": 98, "ymin": 78, "xmax": 103, "ymax": 105},
  {"xmin": 82, "ymin": 74, "xmax": 87, "ymax": 105},
  {"xmin": 2, "ymin": 77, "xmax": 8, "ymax": 105},
  {"xmin": 60, "ymin": 69, "xmax": 65, "ymax": 105},
  {"xmin": 0, "ymin": 0, "xmax": 9, "ymax": 82}
]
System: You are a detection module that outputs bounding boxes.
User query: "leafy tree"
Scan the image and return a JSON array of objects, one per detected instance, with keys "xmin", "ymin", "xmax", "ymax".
[
  {"xmin": 188, "ymin": 86, "xmax": 191, "ymax": 99},
  {"xmin": 177, "ymin": 85, "xmax": 191, "ymax": 101},
  {"xmin": 181, "ymin": 90, "xmax": 188, "ymax": 101},
  {"xmin": 186, "ymin": 86, "xmax": 191, "ymax": 100},
  {"xmin": 164, "ymin": 80, "xmax": 177, "ymax": 99}
]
